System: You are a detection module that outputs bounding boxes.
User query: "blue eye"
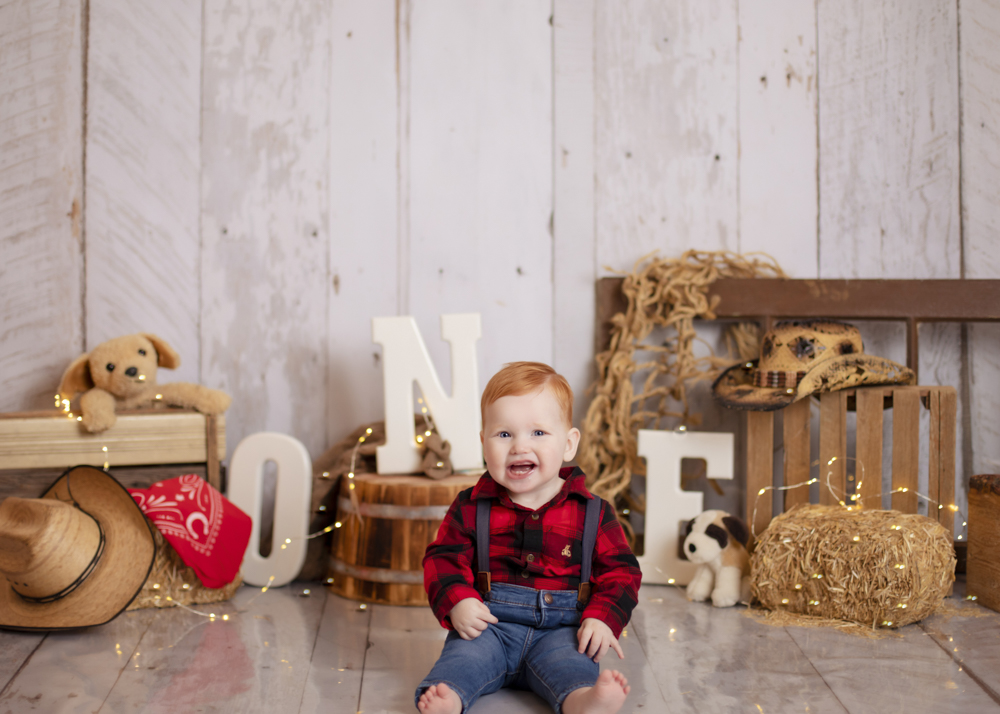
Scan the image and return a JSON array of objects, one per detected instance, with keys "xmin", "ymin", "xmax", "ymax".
[
  {"xmin": 533, "ymin": 430, "xmax": 545, "ymax": 437},
  {"xmin": 499, "ymin": 431, "xmax": 510, "ymax": 438}
]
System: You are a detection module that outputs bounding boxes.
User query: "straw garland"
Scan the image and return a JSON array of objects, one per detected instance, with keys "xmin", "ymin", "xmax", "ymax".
[
  {"xmin": 751, "ymin": 504, "xmax": 955, "ymax": 629},
  {"xmin": 578, "ymin": 250, "xmax": 785, "ymax": 530},
  {"xmin": 128, "ymin": 525, "xmax": 242, "ymax": 611}
]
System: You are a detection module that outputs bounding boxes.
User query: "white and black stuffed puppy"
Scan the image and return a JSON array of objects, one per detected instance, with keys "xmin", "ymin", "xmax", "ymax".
[{"xmin": 683, "ymin": 510, "xmax": 752, "ymax": 607}]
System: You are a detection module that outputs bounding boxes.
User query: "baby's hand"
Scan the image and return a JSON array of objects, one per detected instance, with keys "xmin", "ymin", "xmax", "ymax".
[
  {"xmin": 448, "ymin": 598, "xmax": 498, "ymax": 640},
  {"xmin": 577, "ymin": 618, "xmax": 624, "ymax": 663}
]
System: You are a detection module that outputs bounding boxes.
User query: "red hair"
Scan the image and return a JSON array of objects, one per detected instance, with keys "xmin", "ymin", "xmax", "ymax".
[{"xmin": 480, "ymin": 362, "xmax": 574, "ymax": 427}]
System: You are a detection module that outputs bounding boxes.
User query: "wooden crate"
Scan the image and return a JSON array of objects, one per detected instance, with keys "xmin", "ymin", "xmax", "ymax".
[
  {"xmin": 967, "ymin": 474, "xmax": 1000, "ymax": 613},
  {"xmin": 0, "ymin": 408, "xmax": 226, "ymax": 492},
  {"xmin": 745, "ymin": 385, "xmax": 957, "ymax": 537}
]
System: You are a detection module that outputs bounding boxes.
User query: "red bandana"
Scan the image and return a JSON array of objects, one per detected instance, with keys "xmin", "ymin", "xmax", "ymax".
[{"xmin": 129, "ymin": 475, "xmax": 252, "ymax": 588}]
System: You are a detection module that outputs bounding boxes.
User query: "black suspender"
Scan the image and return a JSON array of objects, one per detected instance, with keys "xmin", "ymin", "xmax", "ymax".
[
  {"xmin": 577, "ymin": 495, "xmax": 601, "ymax": 604},
  {"xmin": 475, "ymin": 498, "xmax": 492, "ymax": 596},
  {"xmin": 475, "ymin": 495, "xmax": 602, "ymax": 606}
]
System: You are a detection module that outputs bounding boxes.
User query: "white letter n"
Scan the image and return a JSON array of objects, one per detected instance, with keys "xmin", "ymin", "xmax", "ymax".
[{"xmin": 372, "ymin": 313, "xmax": 483, "ymax": 474}]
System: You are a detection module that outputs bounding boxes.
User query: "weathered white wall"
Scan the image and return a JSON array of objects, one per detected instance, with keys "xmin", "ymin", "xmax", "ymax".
[{"xmin": 2, "ymin": 0, "xmax": 997, "ymax": 534}]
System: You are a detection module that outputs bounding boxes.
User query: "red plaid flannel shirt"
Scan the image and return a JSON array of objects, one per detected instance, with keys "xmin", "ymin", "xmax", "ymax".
[{"xmin": 423, "ymin": 466, "xmax": 641, "ymax": 637}]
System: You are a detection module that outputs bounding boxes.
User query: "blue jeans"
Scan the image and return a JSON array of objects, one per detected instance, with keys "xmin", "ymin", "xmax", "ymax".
[{"xmin": 415, "ymin": 583, "xmax": 600, "ymax": 713}]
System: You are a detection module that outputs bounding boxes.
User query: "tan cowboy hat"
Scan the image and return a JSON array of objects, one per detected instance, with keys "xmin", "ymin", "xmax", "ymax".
[
  {"xmin": 713, "ymin": 320, "xmax": 915, "ymax": 411},
  {"xmin": 0, "ymin": 465, "xmax": 155, "ymax": 631}
]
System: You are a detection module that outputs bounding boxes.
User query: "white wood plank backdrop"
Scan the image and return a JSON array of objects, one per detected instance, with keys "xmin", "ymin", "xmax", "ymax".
[{"xmin": 1, "ymin": 0, "xmax": 998, "ymax": 535}]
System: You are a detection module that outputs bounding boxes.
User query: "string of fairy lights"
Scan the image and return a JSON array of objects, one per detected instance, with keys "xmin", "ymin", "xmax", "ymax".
[
  {"xmin": 137, "ymin": 398, "xmax": 441, "ymax": 619},
  {"xmin": 55, "ymin": 393, "xmax": 977, "ymax": 627},
  {"xmin": 748, "ymin": 455, "xmax": 968, "ymax": 541},
  {"xmin": 647, "ymin": 430, "xmax": 978, "ymax": 624}
]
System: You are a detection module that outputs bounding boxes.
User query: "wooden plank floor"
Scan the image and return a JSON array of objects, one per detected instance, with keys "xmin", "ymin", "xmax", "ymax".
[{"xmin": 1, "ymin": 579, "xmax": 998, "ymax": 713}]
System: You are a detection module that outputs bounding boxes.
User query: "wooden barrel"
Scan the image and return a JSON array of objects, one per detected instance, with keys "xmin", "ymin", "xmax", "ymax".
[{"xmin": 327, "ymin": 471, "xmax": 480, "ymax": 605}]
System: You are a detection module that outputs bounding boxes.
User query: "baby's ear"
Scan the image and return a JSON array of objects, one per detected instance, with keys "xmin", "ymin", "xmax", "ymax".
[
  {"xmin": 59, "ymin": 354, "xmax": 94, "ymax": 399},
  {"xmin": 140, "ymin": 333, "xmax": 180, "ymax": 369}
]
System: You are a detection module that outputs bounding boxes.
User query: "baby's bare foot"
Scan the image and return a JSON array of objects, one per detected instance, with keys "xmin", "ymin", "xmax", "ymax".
[
  {"xmin": 417, "ymin": 682, "xmax": 462, "ymax": 714},
  {"xmin": 562, "ymin": 669, "xmax": 630, "ymax": 714}
]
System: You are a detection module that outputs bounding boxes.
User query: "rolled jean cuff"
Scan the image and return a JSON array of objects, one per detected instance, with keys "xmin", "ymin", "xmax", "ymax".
[
  {"xmin": 414, "ymin": 679, "xmax": 470, "ymax": 713},
  {"xmin": 554, "ymin": 680, "xmax": 596, "ymax": 714}
]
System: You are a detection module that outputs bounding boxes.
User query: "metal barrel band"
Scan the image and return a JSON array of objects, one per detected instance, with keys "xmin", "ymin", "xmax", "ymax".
[
  {"xmin": 328, "ymin": 556, "xmax": 425, "ymax": 585},
  {"xmin": 337, "ymin": 497, "xmax": 450, "ymax": 520}
]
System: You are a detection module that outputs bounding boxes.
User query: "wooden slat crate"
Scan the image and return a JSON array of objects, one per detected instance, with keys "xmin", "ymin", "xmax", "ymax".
[
  {"xmin": 967, "ymin": 474, "xmax": 1000, "ymax": 613},
  {"xmin": 745, "ymin": 386, "xmax": 956, "ymax": 538},
  {"xmin": 0, "ymin": 408, "xmax": 226, "ymax": 491}
]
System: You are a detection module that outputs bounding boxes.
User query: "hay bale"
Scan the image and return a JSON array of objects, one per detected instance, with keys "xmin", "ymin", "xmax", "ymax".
[
  {"xmin": 751, "ymin": 504, "xmax": 955, "ymax": 628},
  {"xmin": 127, "ymin": 525, "xmax": 242, "ymax": 611}
]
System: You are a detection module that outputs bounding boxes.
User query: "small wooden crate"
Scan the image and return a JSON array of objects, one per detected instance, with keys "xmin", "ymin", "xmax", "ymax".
[
  {"xmin": 0, "ymin": 408, "xmax": 226, "ymax": 494},
  {"xmin": 967, "ymin": 474, "xmax": 1000, "ymax": 613},
  {"xmin": 745, "ymin": 385, "xmax": 957, "ymax": 537}
]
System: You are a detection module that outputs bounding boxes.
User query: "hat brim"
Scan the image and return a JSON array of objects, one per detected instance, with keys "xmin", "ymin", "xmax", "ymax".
[
  {"xmin": 713, "ymin": 355, "xmax": 916, "ymax": 412},
  {"xmin": 0, "ymin": 465, "xmax": 156, "ymax": 631}
]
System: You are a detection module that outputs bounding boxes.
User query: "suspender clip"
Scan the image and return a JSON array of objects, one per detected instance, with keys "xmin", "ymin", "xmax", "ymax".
[{"xmin": 477, "ymin": 571, "xmax": 491, "ymax": 599}]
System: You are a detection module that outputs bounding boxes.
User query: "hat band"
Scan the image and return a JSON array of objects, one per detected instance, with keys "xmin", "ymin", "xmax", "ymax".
[
  {"xmin": 11, "ymin": 509, "xmax": 106, "ymax": 605},
  {"xmin": 753, "ymin": 370, "xmax": 806, "ymax": 389}
]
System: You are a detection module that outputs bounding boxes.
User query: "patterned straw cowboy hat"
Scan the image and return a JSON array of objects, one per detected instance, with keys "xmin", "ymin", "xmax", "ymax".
[
  {"xmin": 712, "ymin": 320, "xmax": 915, "ymax": 411},
  {"xmin": 0, "ymin": 465, "xmax": 155, "ymax": 631}
]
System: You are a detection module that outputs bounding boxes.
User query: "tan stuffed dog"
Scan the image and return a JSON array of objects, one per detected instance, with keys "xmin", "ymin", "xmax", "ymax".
[
  {"xmin": 58, "ymin": 333, "xmax": 231, "ymax": 432},
  {"xmin": 683, "ymin": 510, "xmax": 752, "ymax": 607}
]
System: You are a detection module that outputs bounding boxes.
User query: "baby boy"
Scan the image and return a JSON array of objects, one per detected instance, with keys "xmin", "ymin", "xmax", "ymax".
[{"xmin": 416, "ymin": 362, "xmax": 641, "ymax": 713}]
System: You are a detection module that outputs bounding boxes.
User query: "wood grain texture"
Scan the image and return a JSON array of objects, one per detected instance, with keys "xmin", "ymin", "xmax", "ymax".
[
  {"xmin": 931, "ymin": 388, "xmax": 957, "ymax": 533},
  {"xmin": 553, "ymin": 0, "xmax": 597, "ymax": 427},
  {"xmin": 960, "ymin": 0, "xmax": 1000, "ymax": 275},
  {"xmin": 634, "ymin": 585, "xmax": 849, "ymax": 712},
  {"xmin": 961, "ymin": 0, "xmax": 1000, "ymax": 545},
  {"xmin": 0, "ymin": 410, "xmax": 224, "ymax": 469},
  {"xmin": 0, "ymin": 631, "xmax": 44, "ymax": 694},
  {"xmin": 818, "ymin": 392, "xmax": 847, "ymax": 506},
  {"xmin": 855, "ymin": 388, "xmax": 884, "ymax": 509},
  {"xmin": 595, "ymin": 0, "xmax": 738, "ymax": 270},
  {"xmin": 0, "ymin": 0, "xmax": 84, "ymax": 412},
  {"xmin": 327, "ymin": 0, "xmax": 399, "ymax": 445},
  {"xmin": 101, "ymin": 584, "xmax": 326, "ymax": 712},
  {"xmin": 405, "ymin": 1, "xmax": 553, "ymax": 386},
  {"xmin": 0, "ymin": 608, "xmax": 158, "ymax": 711},
  {"xmin": 358, "ymin": 602, "xmax": 444, "ymax": 713},
  {"xmin": 201, "ymin": 0, "xmax": 331, "ymax": 459},
  {"xmin": 817, "ymin": 0, "xmax": 963, "ymax": 526},
  {"xmin": 85, "ymin": 0, "xmax": 202, "ymax": 384},
  {"xmin": 737, "ymin": 0, "xmax": 817, "ymax": 277},
  {"xmin": 328, "ymin": 472, "xmax": 478, "ymax": 606},
  {"xmin": 921, "ymin": 591, "xmax": 1000, "ymax": 703},
  {"xmin": 781, "ymin": 398, "xmax": 812, "ymax": 511},
  {"xmin": 746, "ymin": 411, "xmax": 773, "ymax": 537},
  {"xmin": 891, "ymin": 388, "xmax": 920, "ymax": 512},
  {"xmin": 817, "ymin": 0, "xmax": 960, "ymax": 279},
  {"xmin": 785, "ymin": 621, "xmax": 1000, "ymax": 713},
  {"xmin": 299, "ymin": 592, "xmax": 371, "ymax": 714},
  {"xmin": 967, "ymin": 481, "xmax": 1000, "ymax": 614}
]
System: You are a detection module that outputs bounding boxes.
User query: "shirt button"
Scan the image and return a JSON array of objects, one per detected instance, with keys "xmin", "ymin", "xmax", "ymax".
[
  {"xmin": 526, "ymin": 554, "xmax": 535, "ymax": 562},
  {"xmin": 531, "ymin": 513, "xmax": 539, "ymax": 520},
  {"xmin": 543, "ymin": 593, "xmax": 554, "ymax": 605},
  {"xmin": 521, "ymin": 570, "xmax": 530, "ymax": 578}
]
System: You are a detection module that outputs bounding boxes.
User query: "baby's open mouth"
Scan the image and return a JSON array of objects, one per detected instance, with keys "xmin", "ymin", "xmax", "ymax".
[{"xmin": 507, "ymin": 461, "xmax": 537, "ymax": 478}]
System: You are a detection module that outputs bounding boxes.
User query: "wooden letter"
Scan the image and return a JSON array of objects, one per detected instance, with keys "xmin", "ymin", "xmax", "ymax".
[
  {"xmin": 372, "ymin": 314, "xmax": 482, "ymax": 474},
  {"xmin": 637, "ymin": 430, "xmax": 734, "ymax": 585},
  {"xmin": 228, "ymin": 432, "xmax": 312, "ymax": 587}
]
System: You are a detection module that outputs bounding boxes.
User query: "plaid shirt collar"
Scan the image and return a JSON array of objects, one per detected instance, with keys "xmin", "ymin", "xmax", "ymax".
[{"xmin": 470, "ymin": 465, "xmax": 591, "ymax": 510}]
